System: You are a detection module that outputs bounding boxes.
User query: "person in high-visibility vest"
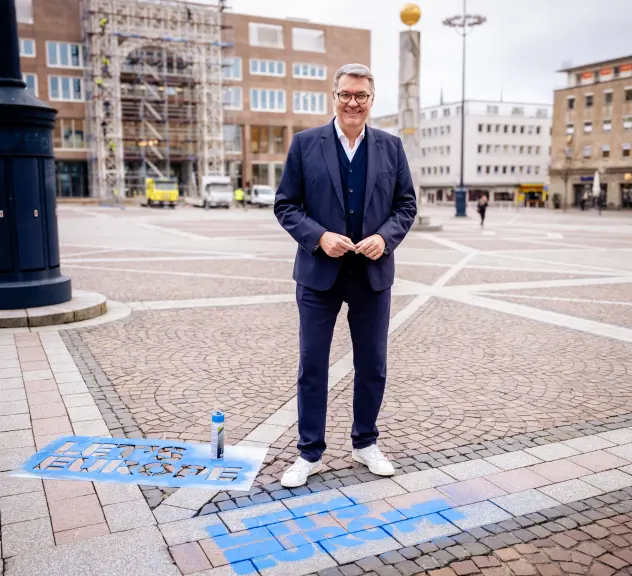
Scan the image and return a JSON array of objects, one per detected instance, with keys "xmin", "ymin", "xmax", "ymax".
[{"xmin": 233, "ymin": 187, "xmax": 245, "ymax": 210}]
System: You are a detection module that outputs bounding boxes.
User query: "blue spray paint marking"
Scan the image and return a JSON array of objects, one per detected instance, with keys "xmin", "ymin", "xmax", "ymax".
[
  {"xmin": 268, "ymin": 513, "xmax": 347, "ymax": 548},
  {"xmin": 396, "ymin": 499, "xmax": 456, "ymax": 519},
  {"xmin": 334, "ymin": 503, "xmax": 406, "ymax": 532},
  {"xmin": 242, "ymin": 509, "xmax": 294, "ymax": 529},
  {"xmin": 211, "ymin": 527, "xmax": 285, "ymax": 564},
  {"xmin": 287, "ymin": 496, "xmax": 354, "ymax": 518},
  {"xmin": 207, "ymin": 497, "xmax": 466, "ymax": 572},
  {"xmin": 14, "ymin": 436, "xmax": 266, "ymax": 490}
]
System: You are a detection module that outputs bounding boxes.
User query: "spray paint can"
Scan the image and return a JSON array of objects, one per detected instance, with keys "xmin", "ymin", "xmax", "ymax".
[{"xmin": 210, "ymin": 411, "xmax": 224, "ymax": 459}]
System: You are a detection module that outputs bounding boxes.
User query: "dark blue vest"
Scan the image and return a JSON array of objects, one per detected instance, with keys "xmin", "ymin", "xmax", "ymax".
[{"xmin": 334, "ymin": 135, "xmax": 367, "ymax": 244}]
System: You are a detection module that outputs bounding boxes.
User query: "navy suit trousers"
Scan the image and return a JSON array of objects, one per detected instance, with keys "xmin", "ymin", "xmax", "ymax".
[{"xmin": 296, "ymin": 263, "xmax": 391, "ymax": 462}]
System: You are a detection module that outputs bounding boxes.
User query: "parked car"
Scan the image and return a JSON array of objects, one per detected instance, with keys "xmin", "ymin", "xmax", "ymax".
[{"xmin": 249, "ymin": 185, "xmax": 275, "ymax": 208}]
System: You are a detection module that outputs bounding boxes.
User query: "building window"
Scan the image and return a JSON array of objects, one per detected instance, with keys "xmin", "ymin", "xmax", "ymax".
[
  {"xmin": 446, "ymin": 125, "xmax": 451, "ymax": 135},
  {"xmin": 527, "ymin": 146, "xmax": 533, "ymax": 154},
  {"xmin": 16, "ymin": 0, "xmax": 33, "ymax": 23},
  {"xmin": 511, "ymin": 166, "xmax": 516, "ymax": 174},
  {"xmin": 626, "ymin": 88, "xmax": 632, "ymax": 102},
  {"xmin": 604, "ymin": 90, "xmax": 614, "ymax": 105},
  {"xmin": 443, "ymin": 108, "xmax": 450, "ymax": 117},
  {"xmin": 477, "ymin": 144, "xmax": 483, "ymax": 153},
  {"xmin": 486, "ymin": 124, "xmax": 492, "ymax": 133},
  {"xmin": 292, "ymin": 27, "xmax": 325, "ymax": 52},
  {"xmin": 293, "ymin": 63, "xmax": 326, "ymax": 79},
  {"xmin": 271, "ymin": 127, "xmax": 286, "ymax": 154},
  {"xmin": 486, "ymin": 145, "xmax": 492, "ymax": 153},
  {"xmin": 583, "ymin": 145, "xmax": 591, "ymax": 158},
  {"xmin": 446, "ymin": 166, "xmax": 450, "ymax": 175},
  {"xmin": 623, "ymin": 144, "xmax": 631, "ymax": 158},
  {"xmin": 487, "ymin": 105, "xmax": 499, "ymax": 115},
  {"xmin": 536, "ymin": 108, "xmax": 548, "ymax": 118},
  {"xmin": 602, "ymin": 145, "xmax": 610, "ymax": 158},
  {"xmin": 223, "ymin": 58, "xmax": 242, "ymax": 80},
  {"xmin": 223, "ymin": 124, "xmax": 242, "ymax": 154},
  {"xmin": 251, "ymin": 89, "xmax": 286, "ymax": 112},
  {"xmin": 502, "ymin": 166, "xmax": 507, "ymax": 174},
  {"xmin": 519, "ymin": 166, "xmax": 524, "ymax": 174},
  {"xmin": 585, "ymin": 94, "xmax": 594, "ymax": 107},
  {"xmin": 431, "ymin": 111, "xmax": 438, "ymax": 119},
  {"xmin": 48, "ymin": 76, "xmax": 83, "ymax": 101},
  {"xmin": 567, "ymin": 96, "xmax": 575, "ymax": 110},
  {"xmin": 478, "ymin": 123, "xmax": 483, "ymax": 132},
  {"xmin": 19, "ymin": 38, "xmax": 35, "ymax": 57},
  {"xmin": 249, "ymin": 23, "xmax": 284, "ymax": 48},
  {"xmin": 603, "ymin": 119, "xmax": 612, "ymax": 132},
  {"xmin": 566, "ymin": 124, "xmax": 575, "ymax": 134},
  {"xmin": 494, "ymin": 166, "xmax": 499, "ymax": 174},
  {"xmin": 47, "ymin": 42, "xmax": 83, "ymax": 68},
  {"xmin": 22, "ymin": 73, "xmax": 37, "ymax": 95},
  {"xmin": 536, "ymin": 126, "xmax": 541, "ymax": 135},
  {"xmin": 223, "ymin": 87, "xmax": 242, "ymax": 110},
  {"xmin": 535, "ymin": 146, "xmax": 541, "ymax": 154},
  {"xmin": 519, "ymin": 145, "xmax": 524, "ymax": 154},
  {"xmin": 293, "ymin": 91, "xmax": 326, "ymax": 114},
  {"xmin": 512, "ymin": 125, "xmax": 517, "ymax": 134},
  {"xmin": 526, "ymin": 166, "xmax": 532, "ymax": 175},
  {"xmin": 252, "ymin": 163, "xmax": 270, "ymax": 185},
  {"xmin": 477, "ymin": 166, "xmax": 482, "ymax": 174},
  {"xmin": 503, "ymin": 145, "xmax": 509, "ymax": 153},
  {"xmin": 485, "ymin": 166, "xmax": 491, "ymax": 174},
  {"xmin": 625, "ymin": 116, "xmax": 632, "ymax": 130},
  {"xmin": 584, "ymin": 121, "xmax": 593, "ymax": 133},
  {"xmin": 251, "ymin": 127, "xmax": 270, "ymax": 154},
  {"xmin": 55, "ymin": 119, "xmax": 85, "ymax": 149},
  {"xmin": 520, "ymin": 126, "xmax": 525, "ymax": 134},
  {"xmin": 440, "ymin": 127, "xmax": 445, "ymax": 136},
  {"xmin": 250, "ymin": 59, "xmax": 285, "ymax": 77},
  {"xmin": 511, "ymin": 107, "xmax": 524, "ymax": 116}
]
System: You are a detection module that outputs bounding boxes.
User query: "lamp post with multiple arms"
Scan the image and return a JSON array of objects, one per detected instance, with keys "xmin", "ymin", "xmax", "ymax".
[
  {"xmin": 443, "ymin": 0, "xmax": 486, "ymax": 218},
  {"xmin": 0, "ymin": 0, "xmax": 71, "ymax": 309}
]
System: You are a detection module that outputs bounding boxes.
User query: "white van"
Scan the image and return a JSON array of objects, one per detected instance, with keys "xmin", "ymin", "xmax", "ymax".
[
  {"xmin": 202, "ymin": 176, "xmax": 233, "ymax": 208},
  {"xmin": 250, "ymin": 185, "xmax": 275, "ymax": 208}
]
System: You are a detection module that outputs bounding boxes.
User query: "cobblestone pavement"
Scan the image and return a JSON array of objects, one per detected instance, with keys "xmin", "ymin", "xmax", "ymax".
[{"xmin": 1, "ymin": 206, "xmax": 632, "ymax": 575}]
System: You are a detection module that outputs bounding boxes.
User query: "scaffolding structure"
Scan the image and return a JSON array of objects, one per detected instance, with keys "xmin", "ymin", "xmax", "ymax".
[{"xmin": 82, "ymin": 0, "xmax": 231, "ymax": 200}]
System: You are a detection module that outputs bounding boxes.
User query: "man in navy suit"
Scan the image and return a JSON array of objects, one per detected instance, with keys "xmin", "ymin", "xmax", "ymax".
[{"xmin": 274, "ymin": 63, "xmax": 417, "ymax": 487}]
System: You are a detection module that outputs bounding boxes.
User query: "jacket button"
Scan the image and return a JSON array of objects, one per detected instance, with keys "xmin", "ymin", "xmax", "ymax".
[
  {"xmin": 349, "ymin": 189, "xmax": 353, "ymax": 193},
  {"xmin": 350, "ymin": 209, "xmax": 354, "ymax": 214}
]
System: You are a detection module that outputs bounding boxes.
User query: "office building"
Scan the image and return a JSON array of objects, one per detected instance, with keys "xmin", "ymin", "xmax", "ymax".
[
  {"xmin": 374, "ymin": 99, "xmax": 552, "ymax": 206},
  {"xmin": 550, "ymin": 56, "xmax": 632, "ymax": 209}
]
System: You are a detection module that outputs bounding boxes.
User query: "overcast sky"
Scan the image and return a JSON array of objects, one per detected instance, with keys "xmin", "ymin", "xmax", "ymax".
[{"xmin": 228, "ymin": 0, "xmax": 632, "ymax": 117}]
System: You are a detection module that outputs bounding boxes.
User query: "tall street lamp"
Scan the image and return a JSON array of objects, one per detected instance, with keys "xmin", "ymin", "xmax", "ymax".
[
  {"xmin": 443, "ymin": 0, "xmax": 486, "ymax": 218},
  {"xmin": 0, "ymin": 0, "xmax": 71, "ymax": 309}
]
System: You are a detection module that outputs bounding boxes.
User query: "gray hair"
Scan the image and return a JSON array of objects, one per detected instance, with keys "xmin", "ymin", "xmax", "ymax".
[{"xmin": 333, "ymin": 64, "xmax": 375, "ymax": 93}]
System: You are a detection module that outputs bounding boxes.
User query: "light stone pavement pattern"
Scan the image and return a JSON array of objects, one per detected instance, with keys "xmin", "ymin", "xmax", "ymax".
[{"xmin": 1, "ymin": 205, "xmax": 632, "ymax": 575}]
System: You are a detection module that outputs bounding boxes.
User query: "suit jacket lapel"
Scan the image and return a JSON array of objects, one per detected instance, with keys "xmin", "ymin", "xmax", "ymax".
[
  {"xmin": 320, "ymin": 120, "xmax": 345, "ymax": 213},
  {"xmin": 364, "ymin": 125, "xmax": 380, "ymax": 214}
]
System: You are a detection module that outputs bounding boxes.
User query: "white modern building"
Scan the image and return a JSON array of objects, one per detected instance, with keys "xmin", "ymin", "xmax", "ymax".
[{"xmin": 374, "ymin": 99, "xmax": 553, "ymax": 206}]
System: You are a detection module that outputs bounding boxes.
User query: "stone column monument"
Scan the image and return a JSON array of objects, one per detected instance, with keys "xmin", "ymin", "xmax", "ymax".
[{"xmin": 398, "ymin": 4, "xmax": 441, "ymax": 231}]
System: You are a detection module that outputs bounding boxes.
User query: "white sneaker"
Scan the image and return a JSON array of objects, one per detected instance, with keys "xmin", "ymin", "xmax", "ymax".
[
  {"xmin": 280, "ymin": 456, "xmax": 323, "ymax": 488},
  {"xmin": 352, "ymin": 445, "xmax": 395, "ymax": 476}
]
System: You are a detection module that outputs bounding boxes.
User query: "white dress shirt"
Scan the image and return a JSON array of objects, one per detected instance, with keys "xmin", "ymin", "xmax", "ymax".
[{"xmin": 334, "ymin": 118, "xmax": 366, "ymax": 162}]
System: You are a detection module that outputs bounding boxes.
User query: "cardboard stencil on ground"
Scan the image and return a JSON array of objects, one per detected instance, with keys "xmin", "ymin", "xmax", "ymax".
[{"xmin": 12, "ymin": 435, "xmax": 267, "ymax": 491}]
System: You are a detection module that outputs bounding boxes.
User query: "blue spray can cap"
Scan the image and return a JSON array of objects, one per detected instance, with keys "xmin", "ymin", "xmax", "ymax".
[{"xmin": 212, "ymin": 411, "xmax": 224, "ymax": 423}]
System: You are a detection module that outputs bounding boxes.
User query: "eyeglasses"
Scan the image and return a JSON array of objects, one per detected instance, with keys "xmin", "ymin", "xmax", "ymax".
[{"xmin": 336, "ymin": 91, "xmax": 372, "ymax": 105}]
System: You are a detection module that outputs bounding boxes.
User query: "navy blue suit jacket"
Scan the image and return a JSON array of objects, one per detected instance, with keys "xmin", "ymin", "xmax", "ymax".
[{"xmin": 274, "ymin": 119, "xmax": 417, "ymax": 292}]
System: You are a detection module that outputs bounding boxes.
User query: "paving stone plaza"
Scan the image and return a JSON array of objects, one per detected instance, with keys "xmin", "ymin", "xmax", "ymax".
[{"xmin": 1, "ymin": 205, "xmax": 632, "ymax": 576}]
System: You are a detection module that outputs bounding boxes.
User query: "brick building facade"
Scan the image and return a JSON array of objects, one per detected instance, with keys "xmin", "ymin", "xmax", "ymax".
[
  {"xmin": 16, "ymin": 0, "xmax": 371, "ymax": 197},
  {"xmin": 550, "ymin": 56, "xmax": 632, "ymax": 209}
]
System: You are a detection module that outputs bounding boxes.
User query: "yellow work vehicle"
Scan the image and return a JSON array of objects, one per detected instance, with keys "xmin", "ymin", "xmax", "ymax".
[{"xmin": 143, "ymin": 177, "xmax": 179, "ymax": 208}]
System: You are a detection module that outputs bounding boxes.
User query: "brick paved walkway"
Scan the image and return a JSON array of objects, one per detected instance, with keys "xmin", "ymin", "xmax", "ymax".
[{"xmin": 1, "ymin": 206, "xmax": 632, "ymax": 575}]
